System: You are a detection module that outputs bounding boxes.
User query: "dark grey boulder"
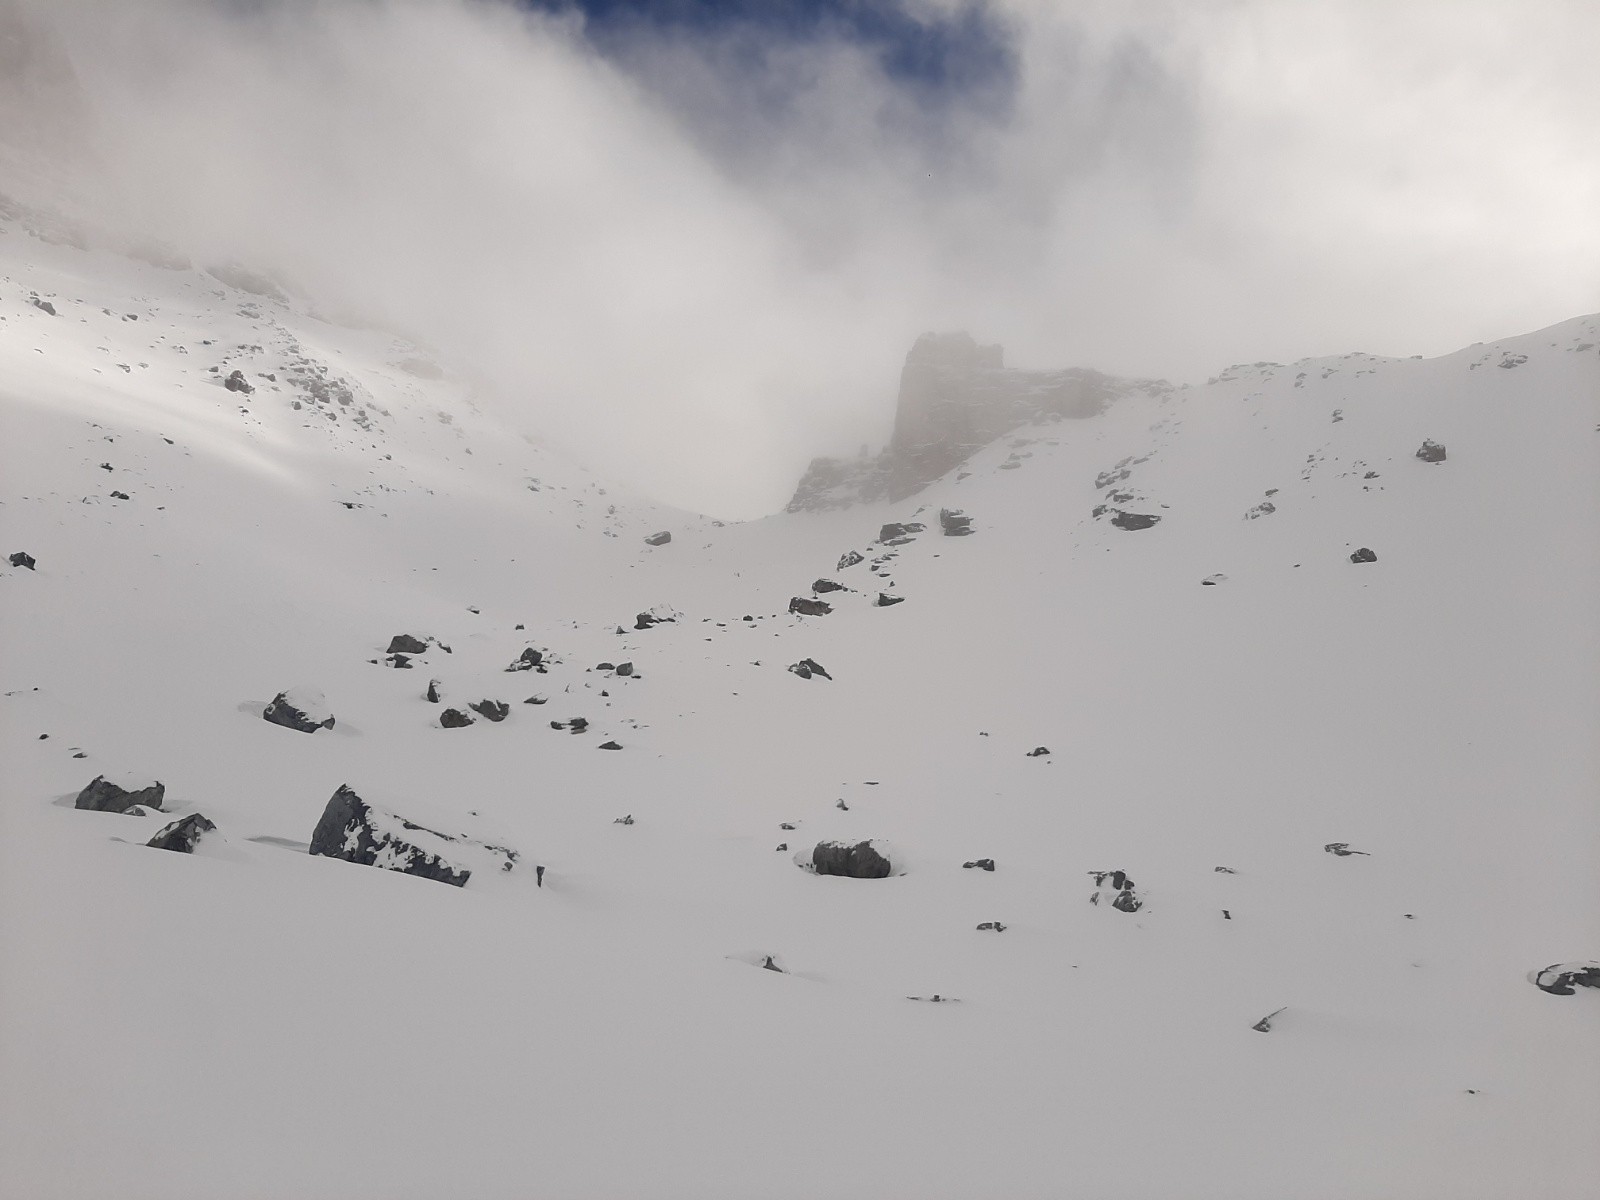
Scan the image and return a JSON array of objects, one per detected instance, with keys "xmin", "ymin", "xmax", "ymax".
[
  {"xmin": 425, "ymin": 679, "xmax": 442, "ymax": 703},
  {"xmin": 963, "ymin": 858, "xmax": 996, "ymax": 871},
  {"xmin": 875, "ymin": 592, "xmax": 905, "ymax": 607},
  {"xmin": 309, "ymin": 784, "xmax": 516, "ymax": 887},
  {"xmin": 810, "ymin": 840, "xmax": 893, "ymax": 879},
  {"xmin": 262, "ymin": 690, "xmax": 334, "ymax": 733},
  {"xmin": 812, "ymin": 578, "xmax": 846, "ymax": 593},
  {"xmin": 147, "ymin": 813, "xmax": 216, "ymax": 853},
  {"xmin": 878, "ymin": 522, "xmax": 925, "ymax": 544},
  {"xmin": 644, "ymin": 530, "xmax": 672, "ymax": 546},
  {"xmin": 1089, "ymin": 869, "xmax": 1142, "ymax": 912},
  {"xmin": 595, "ymin": 662, "xmax": 615, "ymax": 671},
  {"xmin": 1110, "ymin": 510, "xmax": 1161, "ymax": 531},
  {"xmin": 1350, "ymin": 547, "xmax": 1377, "ymax": 563},
  {"xmin": 1415, "ymin": 439, "xmax": 1446, "ymax": 463},
  {"xmin": 30, "ymin": 297, "xmax": 56, "ymax": 315},
  {"xmin": 598, "ymin": 740, "xmax": 623, "ymax": 750},
  {"xmin": 939, "ymin": 508, "xmax": 974, "ymax": 535},
  {"xmin": 75, "ymin": 775, "xmax": 165, "ymax": 813},
  {"xmin": 522, "ymin": 694, "xmax": 548, "ymax": 705},
  {"xmin": 224, "ymin": 369, "xmax": 254, "ymax": 394},
  {"xmin": 387, "ymin": 634, "xmax": 429, "ymax": 655},
  {"xmin": 1026, "ymin": 746, "xmax": 1050, "ymax": 757},
  {"xmin": 614, "ymin": 661, "xmax": 633, "ymax": 677},
  {"xmin": 789, "ymin": 596, "xmax": 833, "ymax": 616},
  {"xmin": 440, "ymin": 708, "xmax": 475, "ymax": 728},
  {"xmin": 469, "ymin": 699, "xmax": 509, "ymax": 723},
  {"xmin": 505, "ymin": 647, "xmax": 545, "ymax": 672},
  {"xmin": 837, "ymin": 550, "xmax": 864, "ymax": 570},
  {"xmin": 387, "ymin": 654, "xmax": 414, "ymax": 669},
  {"xmin": 1528, "ymin": 962, "xmax": 1600, "ymax": 995},
  {"xmin": 787, "ymin": 658, "xmax": 832, "ymax": 680},
  {"xmin": 9, "ymin": 551, "xmax": 36, "ymax": 570}
]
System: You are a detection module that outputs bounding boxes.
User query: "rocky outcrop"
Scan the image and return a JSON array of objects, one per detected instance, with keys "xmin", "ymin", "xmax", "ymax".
[
  {"xmin": 809, "ymin": 840, "xmax": 894, "ymax": 879},
  {"xmin": 147, "ymin": 813, "xmax": 216, "ymax": 853},
  {"xmin": 505, "ymin": 647, "xmax": 545, "ymax": 672},
  {"xmin": 875, "ymin": 592, "xmax": 905, "ymax": 607},
  {"xmin": 878, "ymin": 521, "xmax": 925, "ymax": 545},
  {"xmin": 262, "ymin": 689, "xmax": 334, "ymax": 733},
  {"xmin": 837, "ymin": 550, "xmax": 864, "ymax": 571},
  {"xmin": 223, "ymin": 369, "xmax": 254, "ymax": 394},
  {"xmin": 788, "ymin": 332, "xmax": 1159, "ymax": 511},
  {"xmin": 1109, "ymin": 510, "xmax": 1161, "ymax": 531},
  {"xmin": 309, "ymin": 784, "xmax": 517, "ymax": 887},
  {"xmin": 75, "ymin": 775, "xmax": 165, "ymax": 813},
  {"xmin": 812, "ymin": 578, "xmax": 846, "ymax": 593}
]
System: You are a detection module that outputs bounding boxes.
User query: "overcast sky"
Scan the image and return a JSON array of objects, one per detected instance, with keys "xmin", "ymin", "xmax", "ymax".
[{"xmin": 16, "ymin": 0, "xmax": 1600, "ymax": 516}]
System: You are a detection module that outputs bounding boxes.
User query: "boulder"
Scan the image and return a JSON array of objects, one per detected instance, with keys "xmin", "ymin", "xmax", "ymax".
[
  {"xmin": 9, "ymin": 551, "xmax": 36, "ymax": 570},
  {"xmin": 386, "ymin": 634, "xmax": 429, "ymax": 655},
  {"xmin": 614, "ymin": 661, "xmax": 634, "ymax": 677},
  {"xmin": 309, "ymin": 784, "xmax": 517, "ymax": 887},
  {"xmin": 837, "ymin": 550, "xmax": 864, "ymax": 570},
  {"xmin": 522, "ymin": 694, "xmax": 548, "ymax": 705},
  {"xmin": 1350, "ymin": 547, "xmax": 1377, "ymax": 563},
  {"xmin": 469, "ymin": 699, "xmax": 509, "ymax": 723},
  {"xmin": 787, "ymin": 658, "xmax": 832, "ymax": 680},
  {"xmin": 875, "ymin": 592, "xmax": 905, "ymax": 607},
  {"xmin": 810, "ymin": 840, "xmax": 894, "ymax": 879},
  {"xmin": 1528, "ymin": 962, "xmax": 1600, "ymax": 995},
  {"xmin": 644, "ymin": 530, "xmax": 672, "ymax": 546},
  {"xmin": 1026, "ymin": 746, "xmax": 1050, "ymax": 757},
  {"xmin": 262, "ymin": 688, "xmax": 334, "ymax": 733},
  {"xmin": 1415, "ymin": 439, "xmax": 1447, "ymax": 463},
  {"xmin": 387, "ymin": 654, "xmax": 413, "ymax": 668},
  {"xmin": 598, "ymin": 740, "xmax": 623, "ymax": 751},
  {"xmin": 1089, "ymin": 869, "xmax": 1142, "ymax": 912},
  {"xmin": 505, "ymin": 647, "xmax": 545, "ymax": 672},
  {"xmin": 878, "ymin": 521, "xmax": 925, "ymax": 545},
  {"xmin": 30, "ymin": 297, "xmax": 56, "ymax": 315},
  {"xmin": 963, "ymin": 858, "xmax": 996, "ymax": 871},
  {"xmin": 439, "ymin": 708, "xmax": 475, "ymax": 728},
  {"xmin": 1324, "ymin": 842, "xmax": 1370, "ymax": 856},
  {"xmin": 147, "ymin": 813, "xmax": 216, "ymax": 853},
  {"xmin": 789, "ymin": 596, "xmax": 833, "ymax": 616},
  {"xmin": 939, "ymin": 508, "xmax": 974, "ymax": 536},
  {"xmin": 223, "ymin": 369, "xmax": 254, "ymax": 394},
  {"xmin": 75, "ymin": 775, "xmax": 165, "ymax": 814},
  {"xmin": 812, "ymin": 578, "xmax": 846, "ymax": 593},
  {"xmin": 425, "ymin": 679, "xmax": 442, "ymax": 703},
  {"xmin": 1110, "ymin": 510, "xmax": 1161, "ymax": 531}
]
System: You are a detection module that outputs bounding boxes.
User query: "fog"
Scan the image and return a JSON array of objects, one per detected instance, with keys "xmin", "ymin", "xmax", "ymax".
[{"xmin": 9, "ymin": 0, "xmax": 1599, "ymax": 516}]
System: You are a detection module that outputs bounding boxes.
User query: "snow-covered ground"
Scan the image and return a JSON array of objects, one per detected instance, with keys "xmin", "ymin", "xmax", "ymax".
[{"xmin": 2, "ymin": 211, "xmax": 1597, "ymax": 1199}]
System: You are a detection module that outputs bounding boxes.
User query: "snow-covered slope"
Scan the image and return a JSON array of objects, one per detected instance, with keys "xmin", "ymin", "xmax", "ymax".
[{"xmin": 2, "ymin": 211, "xmax": 1597, "ymax": 1200}]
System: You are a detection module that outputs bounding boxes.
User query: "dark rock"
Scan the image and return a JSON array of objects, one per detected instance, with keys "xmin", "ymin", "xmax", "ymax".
[
  {"xmin": 522, "ymin": 694, "xmax": 548, "ymax": 705},
  {"xmin": 425, "ymin": 679, "xmax": 442, "ymax": 703},
  {"xmin": 598, "ymin": 740, "xmax": 623, "ymax": 750},
  {"xmin": 505, "ymin": 647, "xmax": 545, "ymax": 672},
  {"xmin": 776, "ymin": 843, "xmax": 788, "ymax": 851},
  {"xmin": 613, "ymin": 814, "xmax": 634, "ymax": 825},
  {"xmin": 1415, "ymin": 439, "xmax": 1447, "ymax": 463},
  {"xmin": 1252, "ymin": 1007, "xmax": 1287, "ymax": 1033},
  {"xmin": 569, "ymin": 717, "xmax": 589, "ymax": 733},
  {"xmin": 469, "ymin": 699, "xmax": 509, "ymax": 723},
  {"xmin": 837, "ymin": 550, "xmax": 864, "ymax": 570},
  {"xmin": 596, "ymin": 662, "xmax": 615, "ymax": 672},
  {"xmin": 387, "ymin": 654, "xmax": 413, "ymax": 669},
  {"xmin": 878, "ymin": 521, "xmax": 925, "ymax": 544},
  {"xmin": 614, "ymin": 661, "xmax": 633, "ymax": 677},
  {"xmin": 387, "ymin": 634, "xmax": 429, "ymax": 655},
  {"xmin": 146, "ymin": 813, "xmax": 216, "ymax": 853},
  {"xmin": 9, "ymin": 551, "xmax": 36, "ymax": 570},
  {"xmin": 810, "ymin": 840, "xmax": 893, "ymax": 879},
  {"xmin": 309, "ymin": 784, "xmax": 515, "ymax": 887},
  {"xmin": 939, "ymin": 508, "xmax": 974, "ymax": 535},
  {"xmin": 963, "ymin": 858, "xmax": 996, "ymax": 871},
  {"xmin": 1324, "ymin": 842, "xmax": 1369, "ymax": 856},
  {"xmin": 75, "ymin": 775, "xmax": 165, "ymax": 814},
  {"xmin": 875, "ymin": 592, "xmax": 905, "ymax": 607},
  {"xmin": 780, "ymin": 822, "xmax": 796, "ymax": 830},
  {"xmin": 1089, "ymin": 869, "xmax": 1142, "ymax": 911},
  {"xmin": 787, "ymin": 658, "xmax": 832, "ymax": 680},
  {"xmin": 812, "ymin": 578, "xmax": 846, "ymax": 593},
  {"xmin": 789, "ymin": 596, "xmax": 833, "ymax": 616},
  {"xmin": 1528, "ymin": 962, "xmax": 1600, "ymax": 995},
  {"xmin": 1350, "ymin": 547, "xmax": 1377, "ymax": 563},
  {"xmin": 223, "ymin": 369, "xmax": 254, "ymax": 394},
  {"xmin": 1110, "ymin": 510, "xmax": 1161, "ymax": 531},
  {"xmin": 30, "ymin": 297, "xmax": 56, "ymax": 315},
  {"xmin": 1026, "ymin": 746, "xmax": 1049, "ymax": 757},
  {"xmin": 110, "ymin": 491, "xmax": 130, "ymax": 500},
  {"xmin": 975, "ymin": 921, "xmax": 1007, "ymax": 932},
  {"xmin": 262, "ymin": 690, "xmax": 334, "ymax": 733},
  {"xmin": 643, "ymin": 530, "xmax": 672, "ymax": 546},
  {"xmin": 761, "ymin": 955, "xmax": 785, "ymax": 973},
  {"xmin": 439, "ymin": 708, "xmax": 475, "ymax": 728}
]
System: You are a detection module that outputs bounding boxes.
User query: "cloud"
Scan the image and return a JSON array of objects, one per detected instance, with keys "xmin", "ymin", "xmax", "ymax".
[{"xmin": 12, "ymin": 0, "xmax": 1600, "ymax": 516}]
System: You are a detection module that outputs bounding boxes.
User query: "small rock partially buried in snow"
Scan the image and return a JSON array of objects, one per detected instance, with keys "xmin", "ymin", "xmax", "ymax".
[
  {"xmin": 147, "ymin": 813, "xmax": 216, "ymax": 853},
  {"xmin": 262, "ymin": 689, "xmax": 334, "ymax": 733},
  {"xmin": 1350, "ymin": 547, "xmax": 1377, "ymax": 564},
  {"xmin": 643, "ymin": 530, "xmax": 671, "ymax": 546},
  {"xmin": 1527, "ymin": 962, "xmax": 1600, "ymax": 995},
  {"xmin": 75, "ymin": 775, "xmax": 165, "ymax": 814}
]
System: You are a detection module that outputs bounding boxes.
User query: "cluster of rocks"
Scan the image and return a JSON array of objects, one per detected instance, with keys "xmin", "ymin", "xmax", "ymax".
[{"xmin": 1088, "ymin": 869, "xmax": 1142, "ymax": 912}]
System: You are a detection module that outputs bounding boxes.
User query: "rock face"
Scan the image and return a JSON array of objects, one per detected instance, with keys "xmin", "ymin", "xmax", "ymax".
[
  {"xmin": 9, "ymin": 551, "xmax": 36, "ymax": 569},
  {"xmin": 309, "ymin": 784, "xmax": 517, "ymax": 887},
  {"xmin": 1528, "ymin": 962, "xmax": 1600, "ymax": 995},
  {"xmin": 789, "ymin": 596, "xmax": 833, "ymax": 616},
  {"xmin": 1350, "ymin": 548, "xmax": 1378, "ymax": 563},
  {"xmin": 643, "ymin": 530, "xmax": 672, "ymax": 546},
  {"xmin": 75, "ymin": 775, "xmax": 165, "ymax": 813},
  {"xmin": 810, "ymin": 840, "xmax": 894, "ymax": 879},
  {"xmin": 147, "ymin": 813, "xmax": 216, "ymax": 853},
  {"xmin": 788, "ymin": 332, "xmax": 1155, "ymax": 511},
  {"xmin": 1416, "ymin": 439, "xmax": 1447, "ymax": 463},
  {"xmin": 386, "ymin": 634, "xmax": 429, "ymax": 655},
  {"xmin": 262, "ymin": 688, "xmax": 334, "ymax": 733}
]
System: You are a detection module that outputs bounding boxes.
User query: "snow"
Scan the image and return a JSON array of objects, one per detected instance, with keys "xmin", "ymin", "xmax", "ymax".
[{"xmin": 2, "ymin": 212, "xmax": 1598, "ymax": 1199}]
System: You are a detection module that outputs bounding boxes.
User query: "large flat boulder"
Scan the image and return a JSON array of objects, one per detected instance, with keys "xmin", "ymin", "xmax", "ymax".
[
  {"xmin": 75, "ymin": 774, "xmax": 165, "ymax": 814},
  {"xmin": 309, "ymin": 785, "xmax": 518, "ymax": 887}
]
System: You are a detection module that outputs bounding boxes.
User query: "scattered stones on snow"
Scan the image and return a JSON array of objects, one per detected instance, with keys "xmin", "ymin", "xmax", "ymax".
[
  {"xmin": 1026, "ymin": 746, "xmax": 1050, "ymax": 757},
  {"xmin": 110, "ymin": 491, "xmax": 130, "ymax": 501},
  {"xmin": 787, "ymin": 658, "xmax": 832, "ymax": 680},
  {"xmin": 309, "ymin": 784, "xmax": 516, "ymax": 887},
  {"xmin": 439, "ymin": 708, "xmax": 475, "ymax": 728},
  {"xmin": 1415, "ymin": 439, "xmax": 1447, "ymax": 463},
  {"xmin": 643, "ymin": 530, "xmax": 672, "ymax": 546},
  {"xmin": 963, "ymin": 858, "xmax": 996, "ymax": 871},
  {"xmin": 634, "ymin": 607, "xmax": 678, "ymax": 631},
  {"xmin": 789, "ymin": 596, "xmax": 832, "ymax": 616},
  {"xmin": 75, "ymin": 775, "xmax": 165, "ymax": 814},
  {"xmin": 146, "ymin": 813, "xmax": 216, "ymax": 853},
  {"xmin": 939, "ymin": 508, "xmax": 974, "ymax": 536},
  {"xmin": 386, "ymin": 634, "xmax": 429, "ymax": 655},
  {"xmin": 262, "ymin": 688, "xmax": 334, "ymax": 733},
  {"xmin": 469, "ymin": 699, "xmax": 509, "ymax": 723},
  {"xmin": 837, "ymin": 550, "xmax": 864, "ymax": 570},
  {"xmin": 9, "ymin": 551, "xmax": 36, "ymax": 570},
  {"xmin": 1528, "ymin": 963, "xmax": 1600, "ymax": 995},
  {"xmin": 223, "ymin": 369, "xmax": 254, "ymax": 394},
  {"xmin": 875, "ymin": 592, "xmax": 905, "ymax": 607},
  {"xmin": 1498, "ymin": 353, "xmax": 1527, "ymax": 368},
  {"xmin": 808, "ymin": 839, "xmax": 894, "ymax": 879},
  {"xmin": 1349, "ymin": 547, "xmax": 1377, "ymax": 563},
  {"xmin": 812, "ymin": 578, "xmax": 845, "ymax": 593},
  {"xmin": 1088, "ymin": 869, "xmax": 1142, "ymax": 912},
  {"xmin": 1252, "ymin": 1007, "xmax": 1287, "ymax": 1033},
  {"xmin": 1324, "ymin": 842, "xmax": 1369, "ymax": 856}
]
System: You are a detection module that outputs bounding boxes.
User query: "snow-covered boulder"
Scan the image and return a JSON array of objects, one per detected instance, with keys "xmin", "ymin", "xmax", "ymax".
[
  {"xmin": 469, "ymin": 699, "xmax": 509, "ymax": 723},
  {"xmin": 309, "ymin": 785, "xmax": 518, "ymax": 888},
  {"xmin": 1528, "ymin": 962, "xmax": 1600, "ymax": 995},
  {"xmin": 1088, "ymin": 870, "xmax": 1142, "ymax": 912},
  {"xmin": 146, "ymin": 813, "xmax": 216, "ymax": 853},
  {"xmin": 805, "ymin": 840, "xmax": 896, "ymax": 879},
  {"xmin": 74, "ymin": 774, "xmax": 165, "ymax": 814},
  {"xmin": 262, "ymin": 688, "xmax": 334, "ymax": 733}
]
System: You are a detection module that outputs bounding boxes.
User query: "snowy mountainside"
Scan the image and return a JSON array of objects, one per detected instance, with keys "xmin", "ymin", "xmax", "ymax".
[{"xmin": 2, "ymin": 211, "xmax": 1598, "ymax": 1200}]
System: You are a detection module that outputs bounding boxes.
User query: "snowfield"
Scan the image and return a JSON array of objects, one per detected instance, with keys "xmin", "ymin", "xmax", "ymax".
[{"xmin": 2, "ymin": 210, "xmax": 1598, "ymax": 1200}]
